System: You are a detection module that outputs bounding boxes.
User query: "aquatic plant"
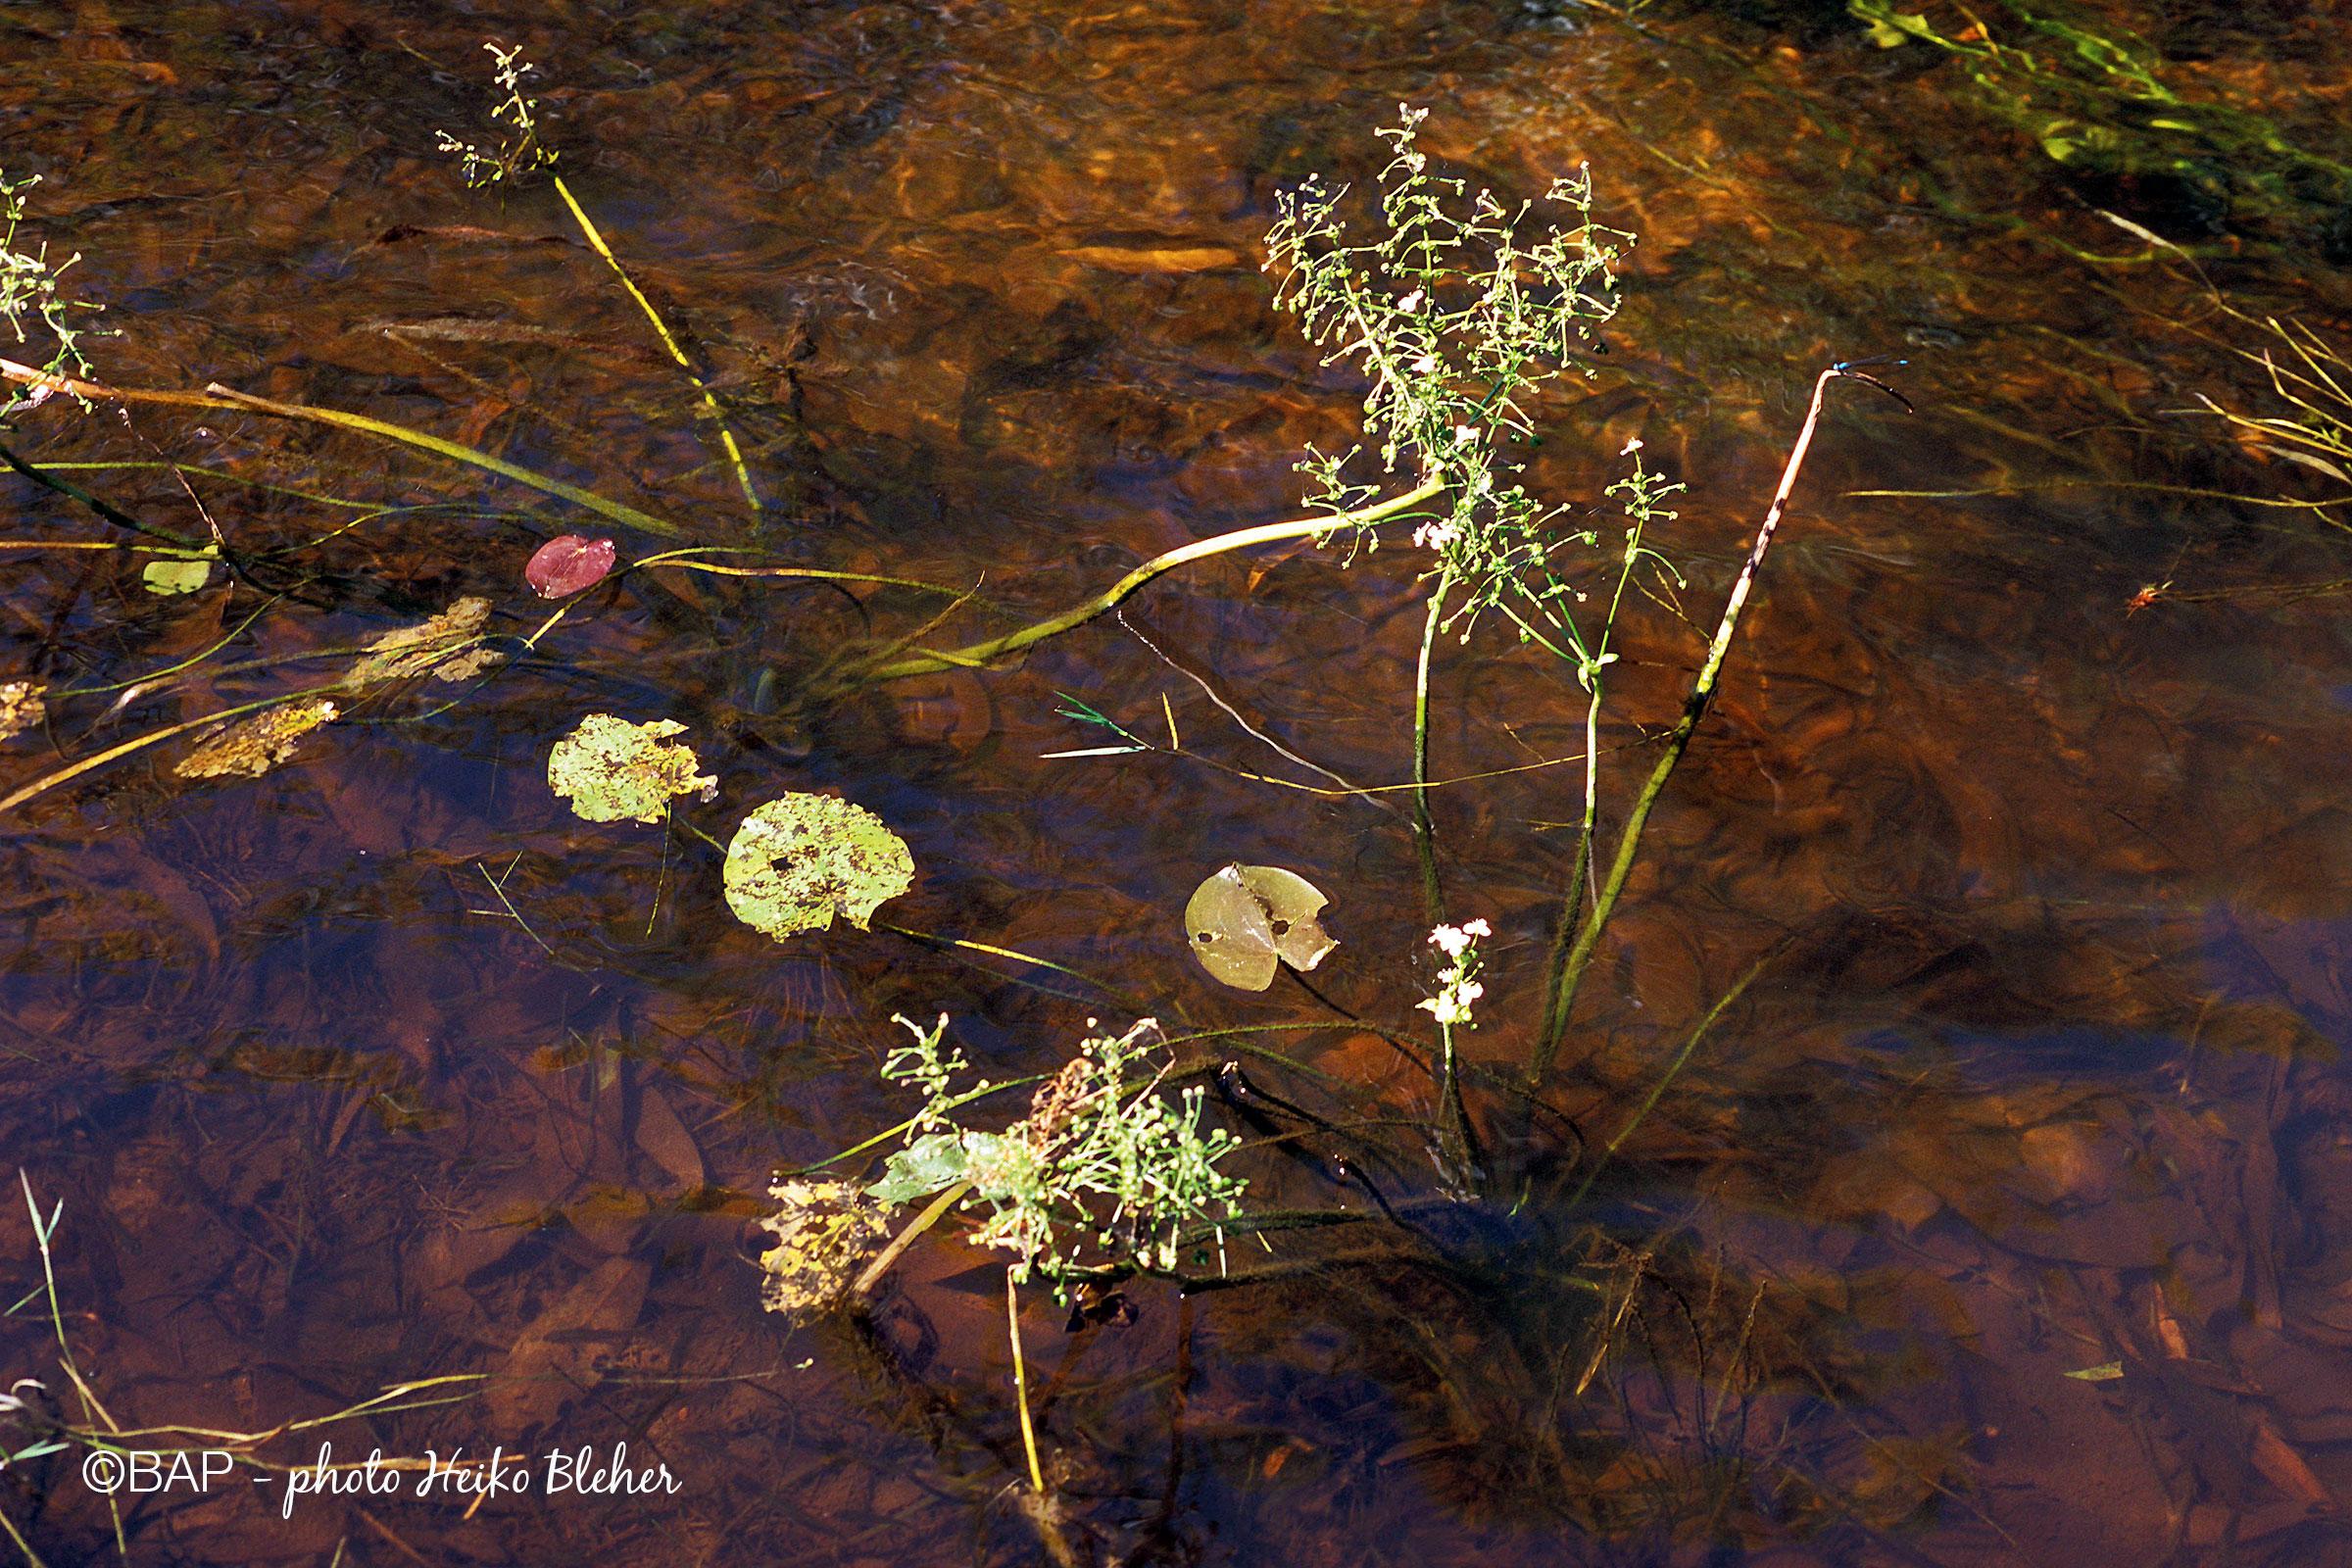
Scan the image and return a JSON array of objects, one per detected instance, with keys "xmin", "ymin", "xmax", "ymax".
[
  {"xmin": 2197, "ymin": 317, "xmax": 2352, "ymax": 506},
  {"xmin": 1265, "ymin": 105, "xmax": 1628, "ymax": 626},
  {"xmin": 0, "ymin": 170, "xmax": 103, "ymax": 414},
  {"xmin": 0, "ymin": 87, "xmax": 1909, "ymax": 1557},
  {"xmin": 1852, "ymin": 0, "xmax": 2352, "ymax": 243},
  {"xmin": 860, "ymin": 105, "xmax": 1629, "ymax": 684},
  {"xmin": 722, "ymin": 794, "xmax": 915, "ymax": 939},
  {"xmin": 1181, "ymin": 862, "xmax": 1339, "ymax": 992},
  {"xmin": 546, "ymin": 713, "xmax": 718, "ymax": 823},
  {"xmin": 862, "ymin": 1013, "xmax": 1247, "ymax": 1295},
  {"xmin": 438, "ymin": 42, "xmax": 761, "ymax": 514}
]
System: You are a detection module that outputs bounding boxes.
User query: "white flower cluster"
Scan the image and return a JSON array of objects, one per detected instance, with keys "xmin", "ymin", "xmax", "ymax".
[
  {"xmin": 1413, "ymin": 517, "xmax": 1461, "ymax": 551},
  {"xmin": 1417, "ymin": 917, "xmax": 1491, "ymax": 1026}
]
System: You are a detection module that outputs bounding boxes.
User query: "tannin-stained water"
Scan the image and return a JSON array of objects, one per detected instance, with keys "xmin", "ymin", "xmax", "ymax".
[{"xmin": 5, "ymin": 1, "xmax": 2352, "ymax": 1563}]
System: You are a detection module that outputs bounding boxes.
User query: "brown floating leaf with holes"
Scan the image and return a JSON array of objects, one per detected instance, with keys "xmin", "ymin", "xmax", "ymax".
[{"xmin": 1183, "ymin": 863, "xmax": 1337, "ymax": 991}]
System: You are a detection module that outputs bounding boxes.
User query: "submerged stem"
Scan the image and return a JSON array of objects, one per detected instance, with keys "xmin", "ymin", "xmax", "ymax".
[
  {"xmin": 1532, "ymin": 367, "xmax": 1858, "ymax": 1083},
  {"xmin": 1006, "ymin": 1268, "xmax": 1047, "ymax": 1495},
  {"xmin": 1562, "ymin": 951, "xmax": 1771, "ymax": 1210},
  {"xmin": 1412, "ymin": 569, "xmax": 1451, "ymax": 927},
  {"xmin": 860, "ymin": 477, "xmax": 1447, "ymax": 680},
  {"xmin": 551, "ymin": 175, "xmax": 760, "ymax": 515},
  {"xmin": 0, "ymin": 359, "xmax": 691, "ymax": 540}
]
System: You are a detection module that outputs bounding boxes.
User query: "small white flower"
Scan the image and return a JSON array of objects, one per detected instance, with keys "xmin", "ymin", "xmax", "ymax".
[
  {"xmin": 1413, "ymin": 520, "xmax": 1461, "ymax": 551},
  {"xmin": 1462, "ymin": 918, "xmax": 1491, "ymax": 938},
  {"xmin": 1619, "ymin": 435, "xmax": 1643, "ymax": 456},
  {"xmin": 1415, "ymin": 980, "xmax": 1484, "ymax": 1026},
  {"xmin": 1430, "ymin": 923, "xmax": 1470, "ymax": 956},
  {"xmin": 1397, "ymin": 290, "xmax": 1424, "ymax": 314},
  {"xmin": 1412, "ymin": 354, "xmax": 1438, "ymax": 374}
]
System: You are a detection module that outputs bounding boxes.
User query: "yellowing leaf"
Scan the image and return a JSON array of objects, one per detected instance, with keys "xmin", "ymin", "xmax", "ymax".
[
  {"xmin": 141, "ymin": 544, "xmax": 218, "ymax": 596},
  {"xmin": 174, "ymin": 699, "xmax": 339, "ymax": 779},
  {"xmin": 547, "ymin": 713, "xmax": 717, "ymax": 824},
  {"xmin": 1861, "ymin": 9, "xmax": 1929, "ymax": 47},
  {"xmin": 1184, "ymin": 863, "xmax": 1337, "ymax": 991},
  {"xmin": 757, "ymin": 1178, "xmax": 892, "ymax": 1324},
  {"xmin": 345, "ymin": 597, "xmax": 501, "ymax": 686},
  {"xmin": 723, "ymin": 794, "xmax": 913, "ymax": 941},
  {"xmin": 0, "ymin": 680, "xmax": 45, "ymax": 743}
]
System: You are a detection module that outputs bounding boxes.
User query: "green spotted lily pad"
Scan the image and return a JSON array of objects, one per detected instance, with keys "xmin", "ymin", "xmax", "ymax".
[
  {"xmin": 724, "ymin": 794, "xmax": 913, "ymax": 941},
  {"xmin": 1184, "ymin": 863, "xmax": 1337, "ymax": 991},
  {"xmin": 548, "ymin": 713, "xmax": 717, "ymax": 824}
]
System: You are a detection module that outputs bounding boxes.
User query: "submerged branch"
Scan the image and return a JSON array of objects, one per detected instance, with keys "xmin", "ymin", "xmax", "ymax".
[{"xmin": 858, "ymin": 477, "xmax": 1447, "ymax": 680}]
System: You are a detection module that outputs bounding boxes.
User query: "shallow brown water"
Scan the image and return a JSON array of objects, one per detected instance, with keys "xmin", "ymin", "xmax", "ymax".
[{"xmin": 6, "ymin": 0, "xmax": 2352, "ymax": 1564}]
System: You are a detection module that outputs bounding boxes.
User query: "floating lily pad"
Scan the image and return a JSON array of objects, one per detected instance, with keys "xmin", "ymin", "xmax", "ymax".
[
  {"xmin": 344, "ymin": 597, "xmax": 502, "ymax": 687},
  {"xmin": 175, "ymin": 699, "xmax": 339, "ymax": 779},
  {"xmin": 141, "ymin": 544, "xmax": 218, "ymax": 596},
  {"xmin": 547, "ymin": 713, "xmax": 717, "ymax": 824},
  {"xmin": 723, "ymin": 794, "xmax": 913, "ymax": 941},
  {"xmin": 1183, "ymin": 863, "xmax": 1337, "ymax": 991},
  {"xmin": 0, "ymin": 680, "xmax": 44, "ymax": 744}
]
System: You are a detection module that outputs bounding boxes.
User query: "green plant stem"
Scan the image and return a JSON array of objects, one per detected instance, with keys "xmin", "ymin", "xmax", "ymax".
[
  {"xmin": 1412, "ymin": 569, "xmax": 1450, "ymax": 928},
  {"xmin": 852, "ymin": 1180, "xmax": 972, "ymax": 1300},
  {"xmin": 1433, "ymin": 1018, "xmax": 1477, "ymax": 1191},
  {"xmin": 0, "ymin": 359, "xmax": 691, "ymax": 540},
  {"xmin": 1566, "ymin": 479, "xmax": 1652, "ymax": 918},
  {"xmin": 1532, "ymin": 367, "xmax": 1846, "ymax": 1083},
  {"xmin": 1006, "ymin": 1267, "xmax": 1047, "ymax": 1495},
  {"xmin": 878, "ymin": 922, "xmax": 1158, "ymax": 1018},
  {"xmin": 861, "ymin": 477, "xmax": 1447, "ymax": 680},
  {"xmin": 0, "ymin": 443, "xmax": 209, "ymax": 552},
  {"xmin": 550, "ymin": 175, "xmax": 760, "ymax": 515},
  {"xmin": 1561, "ymin": 951, "xmax": 1769, "ymax": 1210},
  {"xmin": 19, "ymin": 1175, "xmax": 111, "ymax": 1431},
  {"xmin": 0, "ymin": 1502, "xmax": 49, "ymax": 1568}
]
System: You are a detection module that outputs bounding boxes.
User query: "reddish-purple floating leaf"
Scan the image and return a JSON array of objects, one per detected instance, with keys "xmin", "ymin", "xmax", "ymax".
[{"xmin": 525, "ymin": 535, "xmax": 617, "ymax": 598}]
